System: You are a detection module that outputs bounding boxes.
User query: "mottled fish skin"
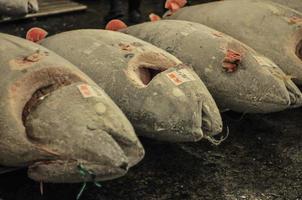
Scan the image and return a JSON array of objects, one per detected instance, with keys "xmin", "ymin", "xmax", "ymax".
[
  {"xmin": 165, "ymin": 0, "xmax": 302, "ymax": 86},
  {"xmin": 267, "ymin": 0, "xmax": 302, "ymax": 13},
  {"xmin": 40, "ymin": 29, "xmax": 223, "ymax": 141},
  {"xmin": 123, "ymin": 20, "xmax": 302, "ymax": 113},
  {"xmin": 0, "ymin": 33, "xmax": 144, "ymax": 183}
]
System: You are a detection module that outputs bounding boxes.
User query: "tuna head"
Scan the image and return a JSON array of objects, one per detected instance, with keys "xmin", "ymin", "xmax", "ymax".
[
  {"xmin": 39, "ymin": 29, "xmax": 222, "ymax": 142},
  {"xmin": 24, "ymin": 82, "xmax": 144, "ymax": 183},
  {"xmin": 124, "ymin": 52, "xmax": 222, "ymax": 142}
]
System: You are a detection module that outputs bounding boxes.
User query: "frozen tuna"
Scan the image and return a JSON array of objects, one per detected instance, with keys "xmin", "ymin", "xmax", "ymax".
[
  {"xmin": 0, "ymin": 33, "xmax": 144, "ymax": 183},
  {"xmin": 269, "ymin": 0, "xmax": 302, "ymax": 13},
  {"xmin": 36, "ymin": 29, "xmax": 223, "ymax": 142},
  {"xmin": 165, "ymin": 0, "xmax": 302, "ymax": 85},
  {"xmin": 0, "ymin": 0, "xmax": 39, "ymax": 16},
  {"xmin": 122, "ymin": 20, "xmax": 302, "ymax": 113}
]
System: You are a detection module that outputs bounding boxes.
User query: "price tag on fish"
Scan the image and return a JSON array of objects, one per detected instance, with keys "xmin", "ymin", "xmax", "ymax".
[
  {"xmin": 166, "ymin": 69, "xmax": 196, "ymax": 86},
  {"xmin": 77, "ymin": 84, "xmax": 98, "ymax": 98}
]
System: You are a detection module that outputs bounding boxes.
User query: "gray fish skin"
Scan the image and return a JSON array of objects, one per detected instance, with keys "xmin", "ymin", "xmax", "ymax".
[
  {"xmin": 0, "ymin": 33, "xmax": 144, "ymax": 183},
  {"xmin": 0, "ymin": 0, "xmax": 38, "ymax": 16},
  {"xmin": 165, "ymin": 0, "xmax": 302, "ymax": 85},
  {"xmin": 40, "ymin": 29, "xmax": 222, "ymax": 141},
  {"xmin": 267, "ymin": 0, "xmax": 302, "ymax": 13},
  {"xmin": 123, "ymin": 20, "xmax": 302, "ymax": 113}
]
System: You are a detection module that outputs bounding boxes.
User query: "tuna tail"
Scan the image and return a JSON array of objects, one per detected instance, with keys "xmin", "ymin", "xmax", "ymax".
[
  {"xmin": 26, "ymin": 27, "xmax": 48, "ymax": 43},
  {"xmin": 105, "ymin": 19, "xmax": 128, "ymax": 31}
]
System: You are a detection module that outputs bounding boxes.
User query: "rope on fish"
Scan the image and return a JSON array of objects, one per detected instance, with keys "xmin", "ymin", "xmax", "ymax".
[
  {"xmin": 76, "ymin": 164, "xmax": 102, "ymax": 200},
  {"xmin": 205, "ymin": 126, "xmax": 229, "ymax": 146}
]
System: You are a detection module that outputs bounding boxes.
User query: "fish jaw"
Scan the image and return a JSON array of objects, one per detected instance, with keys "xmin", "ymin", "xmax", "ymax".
[
  {"xmin": 242, "ymin": 53, "xmax": 302, "ymax": 111},
  {"xmin": 28, "ymin": 159, "xmax": 128, "ymax": 183},
  {"xmin": 24, "ymin": 83, "xmax": 144, "ymax": 183}
]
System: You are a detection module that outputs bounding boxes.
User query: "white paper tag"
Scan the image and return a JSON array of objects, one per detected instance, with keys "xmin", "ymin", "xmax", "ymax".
[
  {"xmin": 166, "ymin": 69, "xmax": 196, "ymax": 86},
  {"xmin": 77, "ymin": 84, "xmax": 98, "ymax": 98}
]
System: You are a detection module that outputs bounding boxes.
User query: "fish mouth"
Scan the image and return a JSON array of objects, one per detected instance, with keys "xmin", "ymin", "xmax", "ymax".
[
  {"xmin": 200, "ymin": 103, "xmax": 223, "ymax": 137},
  {"xmin": 268, "ymin": 66, "xmax": 302, "ymax": 108},
  {"xmin": 105, "ymin": 129, "xmax": 145, "ymax": 167},
  {"xmin": 28, "ymin": 159, "xmax": 129, "ymax": 183},
  {"xmin": 284, "ymin": 79, "xmax": 302, "ymax": 108}
]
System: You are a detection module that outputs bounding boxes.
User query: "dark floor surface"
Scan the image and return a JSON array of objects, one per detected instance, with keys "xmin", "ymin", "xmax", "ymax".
[{"xmin": 0, "ymin": 0, "xmax": 302, "ymax": 200}]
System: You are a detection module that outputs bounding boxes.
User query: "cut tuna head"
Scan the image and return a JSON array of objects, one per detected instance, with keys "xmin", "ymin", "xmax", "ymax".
[
  {"xmin": 0, "ymin": 33, "xmax": 144, "ymax": 183},
  {"xmin": 39, "ymin": 29, "xmax": 223, "ymax": 142}
]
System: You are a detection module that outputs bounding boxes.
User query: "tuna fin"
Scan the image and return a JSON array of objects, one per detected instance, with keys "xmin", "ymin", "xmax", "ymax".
[
  {"xmin": 149, "ymin": 13, "xmax": 161, "ymax": 22},
  {"xmin": 105, "ymin": 19, "xmax": 128, "ymax": 31},
  {"xmin": 26, "ymin": 27, "xmax": 48, "ymax": 43},
  {"xmin": 165, "ymin": 0, "xmax": 187, "ymax": 12}
]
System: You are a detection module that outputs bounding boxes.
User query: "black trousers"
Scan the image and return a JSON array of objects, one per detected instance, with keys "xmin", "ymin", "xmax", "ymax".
[{"xmin": 108, "ymin": 0, "xmax": 142, "ymax": 12}]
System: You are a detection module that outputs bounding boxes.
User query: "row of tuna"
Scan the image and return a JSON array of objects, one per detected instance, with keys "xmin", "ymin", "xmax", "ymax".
[{"xmin": 1, "ymin": 0, "xmax": 302, "ymax": 183}]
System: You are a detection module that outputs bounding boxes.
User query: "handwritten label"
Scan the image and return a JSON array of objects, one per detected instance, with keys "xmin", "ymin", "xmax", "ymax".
[
  {"xmin": 166, "ymin": 69, "xmax": 196, "ymax": 86},
  {"xmin": 77, "ymin": 84, "xmax": 98, "ymax": 98}
]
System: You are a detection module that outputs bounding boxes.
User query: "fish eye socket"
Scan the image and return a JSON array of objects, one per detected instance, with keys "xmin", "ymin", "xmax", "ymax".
[
  {"xmin": 126, "ymin": 52, "xmax": 177, "ymax": 87},
  {"xmin": 295, "ymin": 39, "xmax": 302, "ymax": 61},
  {"xmin": 137, "ymin": 65, "xmax": 167, "ymax": 85}
]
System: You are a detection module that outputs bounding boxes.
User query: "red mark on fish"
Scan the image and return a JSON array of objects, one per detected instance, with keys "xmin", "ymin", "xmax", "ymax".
[
  {"xmin": 26, "ymin": 27, "xmax": 48, "ymax": 43},
  {"xmin": 288, "ymin": 16, "xmax": 302, "ymax": 25},
  {"xmin": 119, "ymin": 43, "xmax": 133, "ymax": 51},
  {"xmin": 105, "ymin": 19, "xmax": 128, "ymax": 31},
  {"xmin": 149, "ymin": 13, "xmax": 161, "ymax": 22},
  {"xmin": 77, "ymin": 84, "xmax": 97, "ymax": 98},
  {"xmin": 222, "ymin": 49, "xmax": 242, "ymax": 73},
  {"xmin": 165, "ymin": 0, "xmax": 187, "ymax": 13}
]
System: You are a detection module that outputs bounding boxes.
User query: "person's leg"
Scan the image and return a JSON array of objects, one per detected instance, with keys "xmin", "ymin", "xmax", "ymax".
[
  {"xmin": 128, "ymin": 0, "xmax": 142, "ymax": 23},
  {"xmin": 104, "ymin": 0, "xmax": 124, "ymax": 23}
]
